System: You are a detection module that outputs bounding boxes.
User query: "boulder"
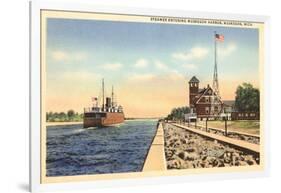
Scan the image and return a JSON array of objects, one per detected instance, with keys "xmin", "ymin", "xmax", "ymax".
[
  {"xmin": 206, "ymin": 156, "xmax": 216, "ymax": 164},
  {"xmin": 178, "ymin": 151, "xmax": 199, "ymax": 161},
  {"xmin": 201, "ymin": 155, "xmax": 208, "ymax": 161},
  {"xmin": 238, "ymin": 161, "xmax": 248, "ymax": 166},
  {"xmin": 180, "ymin": 138, "xmax": 187, "ymax": 144},
  {"xmin": 218, "ymin": 160, "xmax": 225, "ymax": 167},
  {"xmin": 169, "ymin": 159, "xmax": 182, "ymax": 169},
  {"xmin": 246, "ymin": 159, "xmax": 257, "ymax": 165},
  {"xmin": 186, "ymin": 147, "xmax": 196, "ymax": 153},
  {"xmin": 178, "ymin": 151, "xmax": 187, "ymax": 160},
  {"xmin": 212, "ymin": 159, "xmax": 219, "ymax": 167}
]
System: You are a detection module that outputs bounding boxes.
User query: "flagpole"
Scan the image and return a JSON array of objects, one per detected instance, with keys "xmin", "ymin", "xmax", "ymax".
[
  {"xmin": 215, "ymin": 31, "xmax": 217, "ymax": 74},
  {"xmin": 213, "ymin": 31, "xmax": 217, "ymax": 92}
]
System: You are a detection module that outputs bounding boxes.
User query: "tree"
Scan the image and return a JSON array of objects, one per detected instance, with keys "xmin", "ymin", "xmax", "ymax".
[
  {"xmin": 59, "ymin": 112, "xmax": 67, "ymax": 121},
  {"xmin": 67, "ymin": 110, "xmax": 75, "ymax": 120},
  {"xmin": 46, "ymin": 111, "xmax": 53, "ymax": 121},
  {"xmin": 166, "ymin": 106, "xmax": 191, "ymax": 120},
  {"xmin": 234, "ymin": 83, "xmax": 259, "ymax": 112}
]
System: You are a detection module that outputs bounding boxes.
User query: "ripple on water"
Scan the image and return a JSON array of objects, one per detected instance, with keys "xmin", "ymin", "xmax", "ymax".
[{"xmin": 46, "ymin": 120, "xmax": 157, "ymax": 177}]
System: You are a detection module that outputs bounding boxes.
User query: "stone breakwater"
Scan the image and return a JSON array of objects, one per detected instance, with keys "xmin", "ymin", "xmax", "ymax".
[
  {"xmin": 184, "ymin": 123, "xmax": 259, "ymax": 144},
  {"xmin": 164, "ymin": 123, "xmax": 259, "ymax": 169}
]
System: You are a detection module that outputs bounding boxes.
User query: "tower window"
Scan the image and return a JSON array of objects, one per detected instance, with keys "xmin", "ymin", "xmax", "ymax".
[{"xmin": 205, "ymin": 107, "xmax": 209, "ymax": 114}]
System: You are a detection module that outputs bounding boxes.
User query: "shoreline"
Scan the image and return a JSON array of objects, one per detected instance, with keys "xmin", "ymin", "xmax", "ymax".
[
  {"xmin": 46, "ymin": 122, "xmax": 83, "ymax": 126},
  {"xmin": 46, "ymin": 119, "xmax": 159, "ymax": 127}
]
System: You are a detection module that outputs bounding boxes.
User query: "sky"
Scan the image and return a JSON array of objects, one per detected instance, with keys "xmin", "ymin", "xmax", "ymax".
[{"xmin": 45, "ymin": 18, "xmax": 259, "ymax": 117}]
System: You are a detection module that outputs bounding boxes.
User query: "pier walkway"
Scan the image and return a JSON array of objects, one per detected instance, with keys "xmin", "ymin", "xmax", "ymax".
[{"xmin": 142, "ymin": 122, "xmax": 166, "ymax": 171}]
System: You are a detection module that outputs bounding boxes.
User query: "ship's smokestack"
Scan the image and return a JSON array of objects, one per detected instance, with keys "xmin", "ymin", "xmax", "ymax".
[{"xmin": 106, "ymin": 97, "xmax": 111, "ymax": 109}]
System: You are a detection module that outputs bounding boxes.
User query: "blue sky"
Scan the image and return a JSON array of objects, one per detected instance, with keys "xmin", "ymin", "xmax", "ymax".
[{"xmin": 45, "ymin": 18, "xmax": 259, "ymax": 116}]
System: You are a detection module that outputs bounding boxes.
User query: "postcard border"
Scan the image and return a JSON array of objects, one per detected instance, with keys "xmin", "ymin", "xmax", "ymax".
[{"xmin": 30, "ymin": 1, "xmax": 270, "ymax": 192}]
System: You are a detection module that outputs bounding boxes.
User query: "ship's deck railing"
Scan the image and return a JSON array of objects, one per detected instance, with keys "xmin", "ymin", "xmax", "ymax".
[
  {"xmin": 84, "ymin": 107, "xmax": 98, "ymax": 113},
  {"xmin": 84, "ymin": 107, "xmax": 123, "ymax": 113}
]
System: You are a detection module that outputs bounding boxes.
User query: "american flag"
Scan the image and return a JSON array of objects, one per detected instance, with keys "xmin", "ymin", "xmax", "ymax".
[
  {"xmin": 92, "ymin": 97, "xmax": 98, "ymax": 101},
  {"xmin": 215, "ymin": 34, "xmax": 224, "ymax": 42}
]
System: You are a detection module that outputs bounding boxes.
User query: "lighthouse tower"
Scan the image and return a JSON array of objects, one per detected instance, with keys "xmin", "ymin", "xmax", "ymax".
[{"xmin": 189, "ymin": 76, "xmax": 199, "ymax": 112}]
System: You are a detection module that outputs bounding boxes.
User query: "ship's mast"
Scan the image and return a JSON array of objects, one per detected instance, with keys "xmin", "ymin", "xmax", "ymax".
[
  {"xmin": 102, "ymin": 78, "xmax": 105, "ymax": 111},
  {"xmin": 111, "ymin": 86, "xmax": 114, "ymax": 107}
]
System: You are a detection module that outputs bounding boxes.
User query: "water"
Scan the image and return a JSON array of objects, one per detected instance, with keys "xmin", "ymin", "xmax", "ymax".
[{"xmin": 46, "ymin": 120, "xmax": 157, "ymax": 177}]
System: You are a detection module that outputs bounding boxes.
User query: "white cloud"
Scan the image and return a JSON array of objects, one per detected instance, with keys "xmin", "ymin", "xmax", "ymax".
[
  {"xmin": 52, "ymin": 51, "xmax": 67, "ymax": 61},
  {"xmin": 101, "ymin": 63, "xmax": 123, "ymax": 70},
  {"xmin": 154, "ymin": 60, "xmax": 168, "ymax": 70},
  {"xmin": 218, "ymin": 42, "xmax": 237, "ymax": 57},
  {"xmin": 61, "ymin": 71, "xmax": 101, "ymax": 82},
  {"xmin": 73, "ymin": 52, "xmax": 88, "ymax": 60},
  {"xmin": 129, "ymin": 70, "xmax": 184, "ymax": 82},
  {"xmin": 51, "ymin": 50, "xmax": 88, "ymax": 62},
  {"xmin": 172, "ymin": 47, "xmax": 209, "ymax": 61},
  {"xmin": 182, "ymin": 63, "xmax": 197, "ymax": 69},
  {"xmin": 134, "ymin": 58, "xmax": 148, "ymax": 68},
  {"xmin": 168, "ymin": 70, "xmax": 185, "ymax": 80},
  {"xmin": 129, "ymin": 73, "xmax": 155, "ymax": 81}
]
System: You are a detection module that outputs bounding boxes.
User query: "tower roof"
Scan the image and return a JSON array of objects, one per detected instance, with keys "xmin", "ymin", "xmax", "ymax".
[{"xmin": 189, "ymin": 76, "xmax": 199, "ymax": 83}]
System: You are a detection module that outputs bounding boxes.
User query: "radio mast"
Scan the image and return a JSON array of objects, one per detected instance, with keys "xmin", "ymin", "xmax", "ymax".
[
  {"xmin": 213, "ymin": 31, "xmax": 220, "ymax": 97},
  {"xmin": 211, "ymin": 32, "xmax": 224, "ymax": 117}
]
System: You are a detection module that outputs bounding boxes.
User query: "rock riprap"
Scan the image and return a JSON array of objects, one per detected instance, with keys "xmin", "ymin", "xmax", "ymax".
[{"xmin": 164, "ymin": 123, "xmax": 259, "ymax": 169}]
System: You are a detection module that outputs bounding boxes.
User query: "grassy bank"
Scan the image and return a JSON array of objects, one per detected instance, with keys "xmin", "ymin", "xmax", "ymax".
[{"xmin": 198, "ymin": 120, "xmax": 260, "ymax": 135}]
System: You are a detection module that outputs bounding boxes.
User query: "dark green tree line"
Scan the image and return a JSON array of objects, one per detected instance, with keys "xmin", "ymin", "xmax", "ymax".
[
  {"xmin": 166, "ymin": 106, "xmax": 191, "ymax": 120},
  {"xmin": 235, "ymin": 83, "xmax": 259, "ymax": 112},
  {"xmin": 46, "ymin": 110, "xmax": 83, "ymax": 122}
]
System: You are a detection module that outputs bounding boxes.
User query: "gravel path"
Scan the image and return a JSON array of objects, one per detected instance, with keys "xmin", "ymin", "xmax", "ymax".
[{"xmin": 164, "ymin": 123, "xmax": 259, "ymax": 170}]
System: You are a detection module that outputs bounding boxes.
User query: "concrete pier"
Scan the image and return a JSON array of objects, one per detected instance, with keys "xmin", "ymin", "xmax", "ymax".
[{"xmin": 142, "ymin": 122, "xmax": 166, "ymax": 171}]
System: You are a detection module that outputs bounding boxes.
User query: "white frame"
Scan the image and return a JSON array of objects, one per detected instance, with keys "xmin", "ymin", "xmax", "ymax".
[{"xmin": 30, "ymin": 1, "xmax": 271, "ymax": 192}]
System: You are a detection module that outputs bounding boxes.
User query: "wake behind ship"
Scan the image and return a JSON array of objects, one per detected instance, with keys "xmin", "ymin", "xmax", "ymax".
[{"xmin": 83, "ymin": 79, "xmax": 124, "ymax": 128}]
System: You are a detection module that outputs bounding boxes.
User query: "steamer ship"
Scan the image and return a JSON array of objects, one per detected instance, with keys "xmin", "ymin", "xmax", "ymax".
[{"xmin": 83, "ymin": 79, "xmax": 125, "ymax": 128}]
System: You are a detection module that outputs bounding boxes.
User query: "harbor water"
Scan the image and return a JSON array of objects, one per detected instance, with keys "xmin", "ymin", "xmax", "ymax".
[{"xmin": 46, "ymin": 120, "xmax": 157, "ymax": 176}]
